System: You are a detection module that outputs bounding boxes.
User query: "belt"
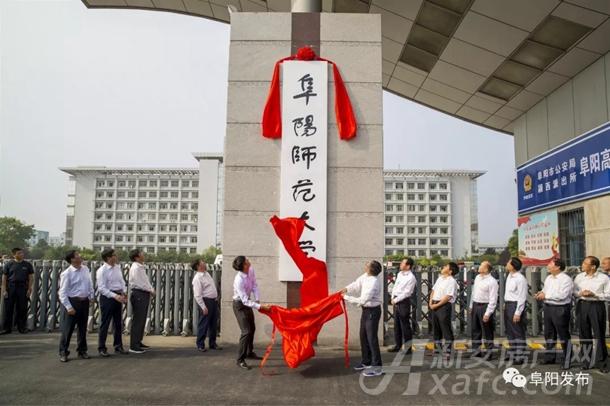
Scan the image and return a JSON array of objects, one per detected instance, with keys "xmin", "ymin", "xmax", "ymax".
[
  {"xmin": 544, "ymin": 302, "xmax": 570, "ymax": 307},
  {"xmin": 111, "ymin": 290, "xmax": 124, "ymax": 295},
  {"xmin": 69, "ymin": 297, "xmax": 89, "ymax": 302},
  {"xmin": 132, "ymin": 288, "xmax": 150, "ymax": 293},
  {"xmin": 473, "ymin": 302, "xmax": 488, "ymax": 305},
  {"xmin": 362, "ymin": 305, "xmax": 381, "ymax": 309},
  {"xmin": 505, "ymin": 301, "xmax": 517, "ymax": 304},
  {"xmin": 203, "ymin": 297, "xmax": 218, "ymax": 301},
  {"xmin": 578, "ymin": 300, "xmax": 605, "ymax": 303}
]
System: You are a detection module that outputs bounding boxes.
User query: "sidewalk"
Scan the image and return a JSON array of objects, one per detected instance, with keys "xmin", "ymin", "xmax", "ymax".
[{"xmin": 0, "ymin": 333, "xmax": 609, "ymax": 405}]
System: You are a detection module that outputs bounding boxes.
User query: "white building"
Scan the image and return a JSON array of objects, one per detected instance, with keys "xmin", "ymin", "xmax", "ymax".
[
  {"xmin": 28, "ymin": 230, "xmax": 50, "ymax": 247},
  {"xmin": 384, "ymin": 170, "xmax": 484, "ymax": 259},
  {"xmin": 60, "ymin": 153, "xmax": 223, "ymax": 255}
]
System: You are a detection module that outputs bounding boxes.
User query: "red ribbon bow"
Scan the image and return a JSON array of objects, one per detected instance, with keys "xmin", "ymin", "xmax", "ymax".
[{"xmin": 261, "ymin": 46, "xmax": 357, "ymax": 140}]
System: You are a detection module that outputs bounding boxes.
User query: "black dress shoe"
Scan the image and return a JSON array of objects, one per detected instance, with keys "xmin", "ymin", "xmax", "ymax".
[
  {"xmin": 99, "ymin": 350, "xmax": 110, "ymax": 358},
  {"xmin": 247, "ymin": 352, "xmax": 262, "ymax": 360},
  {"xmin": 0, "ymin": 330, "xmax": 11, "ymax": 335},
  {"xmin": 237, "ymin": 361, "xmax": 251, "ymax": 370},
  {"xmin": 140, "ymin": 343, "xmax": 151, "ymax": 350},
  {"xmin": 115, "ymin": 347, "xmax": 128, "ymax": 354},
  {"xmin": 600, "ymin": 366, "xmax": 609, "ymax": 373},
  {"xmin": 59, "ymin": 355, "xmax": 68, "ymax": 362},
  {"xmin": 198, "ymin": 347, "xmax": 207, "ymax": 352},
  {"xmin": 78, "ymin": 352, "xmax": 90, "ymax": 359},
  {"xmin": 209, "ymin": 345, "xmax": 223, "ymax": 350},
  {"xmin": 18, "ymin": 329, "xmax": 28, "ymax": 334},
  {"xmin": 387, "ymin": 347, "xmax": 400, "ymax": 353},
  {"xmin": 404, "ymin": 348, "xmax": 413, "ymax": 355}
]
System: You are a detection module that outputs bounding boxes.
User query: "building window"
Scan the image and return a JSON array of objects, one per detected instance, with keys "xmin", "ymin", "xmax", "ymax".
[
  {"xmin": 192, "ymin": 181, "xmax": 198, "ymax": 188},
  {"xmin": 386, "ymin": 204, "xmax": 393, "ymax": 211},
  {"xmin": 440, "ymin": 250, "xmax": 448, "ymax": 256},
  {"xmin": 385, "ymin": 216, "xmax": 393, "ymax": 223},
  {"xmin": 396, "ymin": 215, "xmax": 404, "ymax": 222},
  {"xmin": 439, "ymin": 183, "xmax": 447, "ymax": 190},
  {"xmin": 385, "ymin": 182, "xmax": 392, "ymax": 189},
  {"xmin": 418, "ymin": 194, "xmax": 425, "ymax": 201},
  {"xmin": 440, "ymin": 194, "xmax": 448, "ymax": 201},
  {"xmin": 418, "ymin": 216, "xmax": 426, "ymax": 223},
  {"xmin": 171, "ymin": 180, "xmax": 179, "ymax": 187},
  {"xmin": 150, "ymin": 180, "xmax": 157, "ymax": 187},
  {"xmin": 559, "ymin": 208, "xmax": 585, "ymax": 267},
  {"xmin": 407, "ymin": 238, "xmax": 416, "ymax": 245},
  {"xmin": 395, "ymin": 182, "xmax": 403, "ymax": 189},
  {"xmin": 385, "ymin": 238, "xmax": 393, "ymax": 245},
  {"xmin": 385, "ymin": 227, "xmax": 393, "ymax": 234},
  {"xmin": 418, "ymin": 250, "xmax": 426, "ymax": 257},
  {"xmin": 407, "ymin": 204, "xmax": 416, "ymax": 211},
  {"xmin": 417, "ymin": 183, "xmax": 425, "ymax": 190},
  {"xmin": 440, "ymin": 238, "xmax": 449, "ymax": 245},
  {"xmin": 182, "ymin": 180, "xmax": 190, "ymax": 187},
  {"xmin": 396, "ymin": 238, "xmax": 403, "ymax": 245},
  {"xmin": 139, "ymin": 180, "xmax": 147, "ymax": 187},
  {"xmin": 396, "ymin": 194, "xmax": 404, "ymax": 201},
  {"xmin": 408, "ymin": 250, "xmax": 416, "ymax": 256},
  {"xmin": 396, "ymin": 227, "xmax": 403, "ymax": 234},
  {"xmin": 407, "ymin": 183, "xmax": 415, "ymax": 190},
  {"xmin": 418, "ymin": 227, "xmax": 426, "ymax": 234},
  {"xmin": 407, "ymin": 194, "xmax": 415, "ymax": 201},
  {"xmin": 418, "ymin": 238, "xmax": 426, "ymax": 245},
  {"xmin": 160, "ymin": 180, "xmax": 169, "ymax": 187},
  {"xmin": 429, "ymin": 183, "xmax": 437, "ymax": 190},
  {"xmin": 430, "ymin": 194, "xmax": 437, "ymax": 201}
]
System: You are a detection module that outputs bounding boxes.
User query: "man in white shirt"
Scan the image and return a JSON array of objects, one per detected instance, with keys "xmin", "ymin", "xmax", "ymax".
[
  {"xmin": 232, "ymin": 255, "xmax": 270, "ymax": 370},
  {"xmin": 128, "ymin": 249, "xmax": 155, "ymax": 354},
  {"xmin": 429, "ymin": 262, "xmax": 459, "ymax": 359},
  {"xmin": 58, "ymin": 250, "xmax": 95, "ymax": 362},
  {"xmin": 469, "ymin": 261, "xmax": 499, "ymax": 359},
  {"xmin": 341, "ymin": 260, "xmax": 383, "ymax": 377},
  {"xmin": 602, "ymin": 257, "xmax": 610, "ymax": 332},
  {"xmin": 96, "ymin": 248, "xmax": 128, "ymax": 357},
  {"xmin": 388, "ymin": 257, "xmax": 416, "ymax": 354},
  {"xmin": 192, "ymin": 258, "xmax": 221, "ymax": 352},
  {"xmin": 574, "ymin": 255, "xmax": 610, "ymax": 372},
  {"xmin": 503, "ymin": 257, "xmax": 528, "ymax": 364},
  {"xmin": 535, "ymin": 258, "xmax": 574, "ymax": 369}
]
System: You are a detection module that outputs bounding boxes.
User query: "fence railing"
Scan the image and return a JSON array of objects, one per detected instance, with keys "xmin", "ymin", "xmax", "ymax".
[
  {"xmin": 0, "ymin": 260, "xmax": 221, "ymax": 337},
  {"xmin": 382, "ymin": 265, "xmax": 601, "ymax": 345}
]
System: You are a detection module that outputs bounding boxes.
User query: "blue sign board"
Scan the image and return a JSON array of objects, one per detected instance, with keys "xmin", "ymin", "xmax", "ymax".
[{"xmin": 517, "ymin": 121, "xmax": 610, "ymax": 214}]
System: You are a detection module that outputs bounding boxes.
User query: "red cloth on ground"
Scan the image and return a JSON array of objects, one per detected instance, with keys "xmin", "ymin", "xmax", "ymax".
[
  {"xmin": 261, "ymin": 46, "xmax": 357, "ymax": 141},
  {"xmin": 259, "ymin": 292, "xmax": 346, "ymax": 369}
]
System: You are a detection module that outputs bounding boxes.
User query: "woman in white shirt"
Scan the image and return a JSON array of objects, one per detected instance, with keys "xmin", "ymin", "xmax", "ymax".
[{"xmin": 341, "ymin": 260, "xmax": 383, "ymax": 377}]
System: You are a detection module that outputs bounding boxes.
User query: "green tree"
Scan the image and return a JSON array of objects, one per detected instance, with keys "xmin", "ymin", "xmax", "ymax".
[
  {"xmin": 29, "ymin": 239, "xmax": 50, "ymax": 259},
  {"xmin": 0, "ymin": 217, "xmax": 35, "ymax": 255},
  {"xmin": 201, "ymin": 245, "xmax": 222, "ymax": 264},
  {"xmin": 507, "ymin": 229, "xmax": 518, "ymax": 257}
]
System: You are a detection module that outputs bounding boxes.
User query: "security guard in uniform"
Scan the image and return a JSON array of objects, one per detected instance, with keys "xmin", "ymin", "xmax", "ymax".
[{"xmin": 1, "ymin": 248, "xmax": 34, "ymax": 334}]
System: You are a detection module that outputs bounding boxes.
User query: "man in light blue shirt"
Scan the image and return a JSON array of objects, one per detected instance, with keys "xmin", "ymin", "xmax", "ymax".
[
  {"xmin": 58, "ymin": 250, "xmax": 94, "ymax": 362},
  {"xmin": 96, "ymin": 248, "xmax": 127, "ymax": 357}
]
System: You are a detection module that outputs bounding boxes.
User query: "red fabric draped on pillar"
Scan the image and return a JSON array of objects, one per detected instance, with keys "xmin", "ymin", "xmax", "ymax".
[
  {"xmin": 258, "ymin": 215, "xmax": 349, "ymax": 369},
  {"xmin": 261, "ymin": 47, "xmax": 357, "ymax": 141}
]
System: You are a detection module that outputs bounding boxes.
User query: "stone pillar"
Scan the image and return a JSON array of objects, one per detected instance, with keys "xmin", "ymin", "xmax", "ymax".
[{"xmin": 221, "ymin": 12, "xmax": 383, "ymax": 347}]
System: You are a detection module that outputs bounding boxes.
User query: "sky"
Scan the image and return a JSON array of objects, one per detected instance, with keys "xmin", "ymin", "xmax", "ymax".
[{"xmin": 0, "ymin": 0, "xmax": 517, "ymax": 246}]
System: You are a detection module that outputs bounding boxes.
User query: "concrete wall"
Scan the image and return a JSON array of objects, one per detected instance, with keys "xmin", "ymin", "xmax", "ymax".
[
  {"xmin": 222, "ymin": 12, "xmax": 383, "ymax": 346},
  {"xmin": 513, "ymin": 51, "xmax": 610, "ymax": 258},
  {"xmin": 195, "ymin": 154, "xmax": 222, "ymax": 251},
  {"xmin": 513, "ymin": 51, "xmax": 610, "ymax": 166},
  {"xmin": 72, "ymin": 175, "xmax": 96, "ymax": 248}
]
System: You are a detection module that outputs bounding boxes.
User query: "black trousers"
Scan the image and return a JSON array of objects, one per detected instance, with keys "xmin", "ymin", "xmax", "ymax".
[
  {"xmin": 393, "ymin": 298, "xmax": 412, "ymax": 348},
  {"xmin": 431, "ymin": 301, "xmax": 453, "ymax": 354},
  {"xmin": 233, "ymin": 300, "xmax": 255, "ymax": 362},
  {"xmin": 130, "ymin": 290, "xmax": 150, "ymax": 350},
  {"xmin": 59, "ymin": 298, "xmax": 89, "ymax": 356},
  {"xmin": 360, "ymin": 306, "xmax": 382, "ymax": 367},
  {"xmin": 98, "ymin": 295, "xmax": 123, "ymax": 351},
  {"xmin": 504, "ymin": 301, "xmax": 527, "ymax": 358},
  {"xmin": 577, "ymin": 301, "xmax": 607, "ymax": 369},
  {"xmin": 196, "ymin": 298, "xmax": 219, "ymax": 349},
  {"xmin": 471, "ymin": 302, "xmax": 495, "ymax": 352},
  {"xmin": 543, "ymin": 303, "xmax": 572, "ymax": 367},
  {"xmin": 4, "ymin": 283, "xmax": 28, "ymax": 332}
]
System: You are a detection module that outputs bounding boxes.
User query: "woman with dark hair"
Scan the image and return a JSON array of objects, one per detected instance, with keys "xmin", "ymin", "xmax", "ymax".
[{"xmin": 341, "ymin": 260, "xmax": 383, "ymax": 377}]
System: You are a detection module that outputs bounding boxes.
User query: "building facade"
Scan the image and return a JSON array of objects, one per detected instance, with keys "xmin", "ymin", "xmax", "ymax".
[
  {"xmin": 28, "ymin": 230, "xmax": 50, "ymax": 247},
  {"xmin": 384, "ymin": 170, "xmax": 484, "ymax": 259},
  {"xmin": 60, "ymin": 153, "xmax": 223, "ymax": 255}
]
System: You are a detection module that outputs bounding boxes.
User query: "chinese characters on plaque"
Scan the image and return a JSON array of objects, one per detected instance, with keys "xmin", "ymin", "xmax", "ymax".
[{"xmin": 279, "ymin": 61, "xmax": 328, "ymax": 281}]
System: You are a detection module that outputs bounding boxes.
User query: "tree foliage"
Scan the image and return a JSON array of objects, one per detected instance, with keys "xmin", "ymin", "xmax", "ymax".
[{"xmin": 0, "ymin": 217, "xmax": 35, "ymax": 256}]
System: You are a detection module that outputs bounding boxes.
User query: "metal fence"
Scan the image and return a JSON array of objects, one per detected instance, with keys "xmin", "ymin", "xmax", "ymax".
[
  {"xmin": 382, "ymin": 265, "xmax": 600, "ymax": 345},
  {"xmin": 0, "ymin": 260, "xmax": 221, "ymax": 337}
]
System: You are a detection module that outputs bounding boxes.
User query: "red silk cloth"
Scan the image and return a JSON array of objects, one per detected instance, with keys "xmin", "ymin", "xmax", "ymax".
[
  {"xmin": 258, "ymin": 215, "xmax": 349, "ymax": 369},
  {"xmin": 261, "ymin": 46, "xmax": 357, "ymax": 141},
  {"xmin": 259, "ymin": 292, "xmax": 347, "ymax": 369}
]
